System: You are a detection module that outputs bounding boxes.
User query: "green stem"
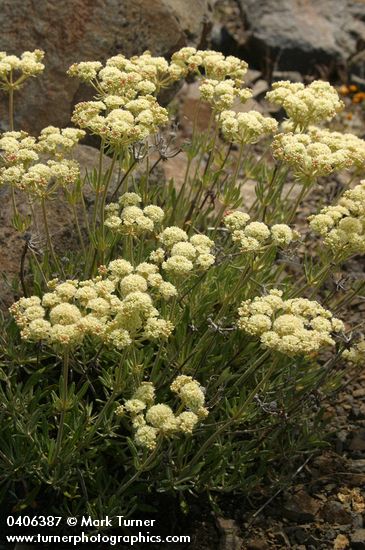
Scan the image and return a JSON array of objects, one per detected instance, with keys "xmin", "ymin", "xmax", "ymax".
[
  {"xmin": 100, "ymin": 151, "xmax": 118, "ymax": 264},
  {"xmin": 212, "ymin": 258, "xmax": 253, "ymax": 321},
  {"xmin": 232, "ymin": 142, "xmax": 245, "ymax": 186},
  {"xmin": 150, "ymin": 344, "xmax": 164, "ymax": 379},
  {"xmin": 260, "ymin": 163, "xmax": 289, "ymax": 222},
  {"xmin": 186, "ymin": 110, "xmax": 215, "ymax": 206},
  {"xmin": 100, "ymin": 151, "xmax": 118, "ymax": 221},
  {"xmin": 286, "ymin": 178, "xmax": 313, "ymax": 223},
  {"xmin": 117, "ymin": 440, "xmax": 161, "ymax": 495},
  {"xmin": 29, "ymin": 248, "xmax": 48, "ymax": 286},
  {"xmin": 182, "ymin": 356, "xmax": 279, "ymax": 471},
  {"xmin": 171, "ymin": 156, "xmax": 192, "ymax": 224},
  {"xmin": 185, "ymin": 120, "xmax": 220, "ymax": 227},
  {"xmin": 210, "ymin": 143, "xmax": 245, "ymax": 233},
  {"xmin": 176, "ymin": 259, "xmax": 253, "ymax": 368},
  {"xmin": 41, "ymin": 197, "xmax": 61, "ymax": 274},
  {"xmin": 71, "ymin": 201, "xmax": 86, "ymax": 258},
  {"xmin": 332, "ymin": 280, "xmax": 365, "ymax": 313},
  {"xmin": 231, "ymin": 349, "xmax": 271, "ymax": 390},
  {"xmin": 92, "ymin": 138, "xmax": 106, "ymax": 229},
  {"xmin": 128, "ymin": 234, "xmax": 134, "ymax": 264},
  {"xmin": 54, "ymin": 349, "xmax": 70, "ymax": 463},
  {"xmin": 79, "ymin": 189, "xmax": 91, "ymax": 237},
  {"xmin": 281, "ymin": 178, "xmax": 298, "ymax": 204},
  {"xmin": 110, "ymin": 158, "xmax": 137, "ymax": 202},
  {"xmin": 181, "ymin": 99, "xmax": 205, "ymax": 211},
  {"xmin": 11, "ymin": 186, "xmax": 18, "ymax": 216},
  {"xmin": 142, "ymin": 155, "xmax": 150, "ymax": 203},
  {"xmin": 291, "ymin": 261, "xmax": 332, "ymax": 299},
  {"xmin": 19, "ymin": 242, "xmax": 28, "ymax": 297},
  {"xmin": 74, "ymin": 350, "xmax": 128, "ymax": 452},
  {"xmin": 28, "ymin": 196, "xmax": 40, "ymax": 235}
]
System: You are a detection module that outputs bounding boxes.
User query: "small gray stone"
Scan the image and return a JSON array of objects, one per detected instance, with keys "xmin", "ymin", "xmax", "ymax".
[
  {"xmin": 283, "ymin": 489, "xmax": 322, "ymax": 523},
  {"xmin": 350, "ymin": 459, "xmax": 365, "ymax": 473},
  {"xmin": 349, "ymin": 429, "xmax": 365, "ymax": 452},
  {"xmin": 321, "ymin": 501, "xmax": 352, "ymax": 525},
  {"xmin": 350, "ymin": 529, "xmax": 365, "ymax": 549},
  {"xmin": 354, "ymin": 388, "xmax": 365, "ymax": 399},
  {"xmin": 246, "ymin": 538, "xmax": 270, "ymax": 550}
]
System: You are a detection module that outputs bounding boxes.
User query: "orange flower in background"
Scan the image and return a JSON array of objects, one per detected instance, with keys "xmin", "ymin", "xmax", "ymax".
[
  {"xmin": 339, "ymin": 84, "xmax": 350, "ymax": 96},
  {"xmin": 338, "ymin": 84, "xmax": 365, "ymax": 102},
  {"xmin": 352, "ymin": 92, "xmax": 365, "ymax": 104}
]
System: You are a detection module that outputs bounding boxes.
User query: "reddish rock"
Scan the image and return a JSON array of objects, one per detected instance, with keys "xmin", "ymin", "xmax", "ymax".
[
  {"xmin": 321, "ymin": 500, "xmax": 352, "ymax": 525},
  {"xmin": 283, "ymin": 489, "xmax": 322, "ymax": 523}
]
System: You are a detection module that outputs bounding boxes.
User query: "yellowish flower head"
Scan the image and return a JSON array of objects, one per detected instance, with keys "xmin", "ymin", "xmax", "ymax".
[
  {"xmin": 309, "ymin": 181, "xmax": 365, "ymax": 257},
  {"xmin": 220, "ymin": 110, "xmax": 278, "ymax": 144},
  {"xmin": 266, "ymin": 80, "xmax": 344, "ymax": 129},
  {"xmin": 272, "ymin": 127, "xmax": 363, "ymax": 179},
  {"xmin": 238, "ymin": 290, "xmax": 344, "ymax": 356}
]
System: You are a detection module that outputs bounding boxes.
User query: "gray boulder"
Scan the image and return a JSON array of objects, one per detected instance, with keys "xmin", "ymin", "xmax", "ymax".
[{"xmin": 237, "ymin": 0, "xmax": 365, "ymax": 73}]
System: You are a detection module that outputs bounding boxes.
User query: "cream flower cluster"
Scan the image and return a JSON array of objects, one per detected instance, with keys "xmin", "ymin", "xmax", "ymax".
[
  {"xmin": 171, "ymin": 48, "xmax": 248, "ymax": 83},
  {"xmin": 199, "ymin": 79, "xmax": 252, "ymax": 112},
  {"xmin": 272, "ymin": 131, "xmax": 355, "ymax": 179},
  {"xmin": 68, "ymin": 52, "xmax": 181, "ymax": 149},
  {"xmin": 110, "ymin": 256, "xmax": 178, "ymax": 303},
  {"xmin": 343, "ymin": 339, "xmax": 365, "ymax": 365},
  {"xmin": 71, "ymin": 96, "xmax": 168, "ymax": 146},
  {"xmin": 0, "ymin": 50, "xmax": 45, "ymax": 83},
  {"xmin": 237, "ymin": 290, "xmax": 344, "ymax": 356},
  {"xmin": 224, "ymin": 210, "xmax": 298, "ymax": 251},
  {"xmin": 172, "ymin": 49, "xmax": 250, "ymax": 111},
  {"xmin": 0, "ymin": 159, "xmax": 80, "ymax": 197},
  {"xmin": 308, "ymin": 127, "xmax": 365, "ymax": 171},
  {"xmin": 266, "ymin": 80, "xmax": 344, "ymax": 128},
  {"xmin": 103, "ymin": 51, "xmax": 179, "ymax": 93},
  {"xmin": 0, "ymin": 128, "xmax": 84, "ymax": 196},
  {"xmin": 69, "ymin": 49, "xmax": 249, "ymax": 127},
  {"xmin": 117, "ymin": 376, "xmax": 208, "ymax": 450},
  {"xmin": 36, "ymin": 126, "xmax": 85, "ymax": 157},
  {"xmin": 0, "ymin": 160, "xmax": 80, "ymax": 196},
  {"xmin": 154, "ymin": 227, "xmax": 215, "ymax": 275},
  {"xmin": 68, "ymin": 51, "xmax": 181, "ymax": 96},
  {"xmin": 308, "ymin": 181, "xmax": 365, "ymax": 256},
  {"xmin": 104, "ymin": 192, "xmax": 164, "ymax": 235},
  {"xmin": 10, "ymin": 256, "xmax": 176, "ymax": 348},
  {"xmin": 67, "ymin": 61, "xmax": 103, "ymax": 82},
  {"xmin": 0, "ymin": 131, "xmax": 38, "ymax": 165},
  {"xmin": 219, "ymin": 110, "xmax": 278, "ymax": 144}
]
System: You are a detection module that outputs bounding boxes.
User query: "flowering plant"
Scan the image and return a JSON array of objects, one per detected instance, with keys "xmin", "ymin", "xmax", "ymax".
[{"xmin": 0, "ymin": 47, "xmax": 363, "ymax": 521}]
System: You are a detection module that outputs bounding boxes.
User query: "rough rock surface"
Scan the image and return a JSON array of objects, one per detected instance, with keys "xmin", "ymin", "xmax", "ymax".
[
  {"xmin": 0, "ymin": 0, "xmax": 215, "ymax": 134},
  {"xmin": 236, "ymin": 0, "xmax": 365, "ymax": 73}
]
